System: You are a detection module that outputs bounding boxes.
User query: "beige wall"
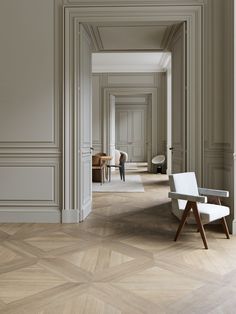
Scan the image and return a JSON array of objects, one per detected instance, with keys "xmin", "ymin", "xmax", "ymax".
[
  {"xmin": 222, "ymin": 0, "xmax": 234, "ymax": 231},
  {"xmin": 0, "ymin": 0, "xmax": 62, "ymax": 222},
  {"xmin": 203, "ymin": 0, "xmax": 234, "ymax": 230}
]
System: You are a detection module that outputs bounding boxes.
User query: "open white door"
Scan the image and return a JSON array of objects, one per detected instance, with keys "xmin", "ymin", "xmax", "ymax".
[
  {"xmin": 63, "ymin": 20, "xmax": 93, "ymax": 223},
  {"xmin": 166, "ymin": 56, "xmax": 172, "ymax": 175},
  {"xmin": 170, "ymin": 23, "xmax": 186, "ymax": 173},
  {"xmin": 109, "ymin": 95, "xmax": 116, "ymax": 164},
  {"xmin": 78, "ymin": 25, "xmax": 93, "ymax": 221}
]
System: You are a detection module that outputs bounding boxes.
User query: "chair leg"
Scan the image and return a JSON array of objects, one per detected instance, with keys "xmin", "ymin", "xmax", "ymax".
[
  {"xmin": 192, "ymin": 203, "xmax": 208, "ymax": 249},
  {"xmin": 122, "ymin": 164, "xmax": 125, "ymax": 181},
  {"xmin": 101, "ymin": 167, "xmax": 105, "ymax": 185},
  {"xmin": 119, "ymin": 166, "xmax": 122, "ymax": 180},
  {"xmin": 207, "ymin": 196, "xmax": 230, "ymax": 240},
  {"xmin": 108, "ymin": 166, "xmax": 111, "ymax": 182},
  {"xmin": 174, "ymin": 201, "xmax": 192, "ymax": 242},
  {"xmin": 221, "ymin": 217, "xmax": 230, "ymax": 239},
  {"xmin": 100, "ymin": 168, "xmax": 103, "ymax": 185}
]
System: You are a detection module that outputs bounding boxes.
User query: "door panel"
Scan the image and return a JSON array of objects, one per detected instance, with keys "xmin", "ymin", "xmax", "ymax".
[
  {"xmin": 170, "ymin": 23, "xmax": 186, "ymax": 173},
  {"xmin": 79, "ymin": 25, "xmax": 92, "ymax": 221},
  {"xmin": 116, "ymin": 105, "xmax": 147, "ymax": 162},
  {"xmin": 109, "ymin": 95, "xmax": 116, "ymax": 165},
  {"xmin": 117, "ymin": 111, "xmax": 129, "ymax": 144},
  {"xmin": 132, "ymin": 110, "xmax": 145, "ymax": 161}
]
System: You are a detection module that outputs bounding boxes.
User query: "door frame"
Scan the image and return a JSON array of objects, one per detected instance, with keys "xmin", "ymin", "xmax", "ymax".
[
  {"xmin": 63, "ymin": 4, "xmax": 203, "ymax": 221},
  {"xmin": 103, "ymin": 88, "xmax": 156, "ymax": 172},
  {"xmin": 115, "ymin": 103, "xmax": 148, "ymax": 163}
]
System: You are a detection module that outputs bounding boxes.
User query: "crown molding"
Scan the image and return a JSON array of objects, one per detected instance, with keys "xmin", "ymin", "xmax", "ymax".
[
  {"xmin": 159, "ymin": 52, "xmax": 171, "ymax": 70},
  {"xmin": 63, "ymin": 0, "xmax": 205, "ymax": 6}
]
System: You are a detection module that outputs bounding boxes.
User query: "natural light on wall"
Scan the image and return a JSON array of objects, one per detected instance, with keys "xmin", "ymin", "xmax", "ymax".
[{"xmin": 92, "ymin": 52, "xmax": 171, "ymax": 73}]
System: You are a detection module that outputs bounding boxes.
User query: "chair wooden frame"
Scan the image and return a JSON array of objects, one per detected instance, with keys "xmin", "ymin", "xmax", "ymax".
[{"xmin": 169, "ymin": 187, "xmax": 230, "ymax": 250}]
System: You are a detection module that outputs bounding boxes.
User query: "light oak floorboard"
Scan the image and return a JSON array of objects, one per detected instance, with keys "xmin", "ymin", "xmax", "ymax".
[{"xmin": 0, "ymin": 166, "xmax": 235, "ymax": 313}]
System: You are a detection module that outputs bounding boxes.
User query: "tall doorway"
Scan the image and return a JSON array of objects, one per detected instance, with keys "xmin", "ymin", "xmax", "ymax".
[
  {"xmin": 63, "ymin": 5, "xmax": 202, "ymax": 223},
  {"xmin": 115, "ymin": 103, "xmax": 147, "ymax": 163}
]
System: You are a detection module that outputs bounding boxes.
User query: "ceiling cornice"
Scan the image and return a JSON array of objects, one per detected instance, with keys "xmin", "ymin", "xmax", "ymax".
[
  {"xmin": 164, "ymin": 24, "xmax": 181, "ymax": 51},
  {"xmin": 83, "ymin": 24, "xmax": 103, "ymax": 51},
  {"xmin": 63, "ymin": 0, "xmax": 205, "ymax": 6},
  {"xmin": 159, "ymin": 53, "xmax": 171, "ymax": 70}
]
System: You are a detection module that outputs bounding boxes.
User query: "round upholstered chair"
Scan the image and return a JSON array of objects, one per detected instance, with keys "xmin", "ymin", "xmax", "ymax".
[{"xmin": 151, "ymin": 155, "xmax": 166, "ymax": 173}]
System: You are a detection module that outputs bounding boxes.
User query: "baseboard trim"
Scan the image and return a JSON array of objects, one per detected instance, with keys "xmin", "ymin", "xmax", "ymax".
[
  {"xmin": 232, "ymin": 219, "xmax": 236, "ymax": 235},
  {"xmin": 0, "ymin": 208, "xmax": 61, "ymax": 223},
  {"xmin": 80, "ymin": 201, "xmax": 92, "ymax": 222},
  {"xmin": 62, "ymin": 209, "xmax": 80, "ymax": 223}
]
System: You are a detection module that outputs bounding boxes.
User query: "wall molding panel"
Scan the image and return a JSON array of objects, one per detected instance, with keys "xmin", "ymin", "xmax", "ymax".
[
  {"xmin": 92, "ymin": 74, "xmax": 102, "ymax": 147},
  {"xmin": 63, "ymin": 0, "xmax": 205, "ymax": 6},
  {"xmin": 0, "ymin": 0, "xmax": 61, "ymax": 150},
  {"xmin": 107, "ymin": 74, "xmax": 156, "ymax": 86},
  {"xmin": 0, "ymin": 0, "xmax": 62, "ymax": 223},
  {"xmin": 0, "ymin": 208, "xmax": 61, "ymax": 223},
  {"xmin": 0, "ymin": 158, "xmax": 60, "ymax": 207}
]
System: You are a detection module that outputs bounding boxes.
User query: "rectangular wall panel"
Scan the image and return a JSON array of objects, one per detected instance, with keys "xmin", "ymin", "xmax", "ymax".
[
  {"xmin": 0, "ymin": 166, "xmax": 54, "ymax": 201},
  {"xmin": 0, "ymin": 0, "xmax": 55, "ymax": 145},
  {"xmin": 171, "ymin": 24, "xmax": 186, "ymax": 173},
  {"xmin": 82, "ymin": 158, "xmax": 92, "ymax": 205},
  {"xmin": 92, "ymin": 75, "xmax": 101, "ymax": 143},
  {"xmin": 108, "ymin": 74, "xmax": 155, "ymax": 86},
  {"xmin": 0, "ymin": 0, "xmax": 61, "ymax": 222}
]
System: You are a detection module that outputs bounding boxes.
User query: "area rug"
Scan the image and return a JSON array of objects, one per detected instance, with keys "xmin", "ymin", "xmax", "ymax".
[
  {"xmin": 92, "ymin": 174, "xmax": 145, "ymax": 193},
  {"xmin": 125, "ymin": 162, "xmax": 138, "ymax": 170}
]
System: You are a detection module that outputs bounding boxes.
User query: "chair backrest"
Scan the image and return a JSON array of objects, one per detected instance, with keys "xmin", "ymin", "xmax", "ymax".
[
  {"xmin": 119, "ymin": 151, "xmax": 128, "ymax": 163},
  {"xmin": 169, "ymin": 172, "xmax": 199, "ymax": 210},
  {"xmin": 152, "ymin": 155, "xmax": 165, "ymax": 165},
  {"xmin": 114, "ymin": 149, "xmax": 121, "ymax": 166},
  {"xmin": 119, "ymin": 152, "xmax": 126, "ymax": 165},
  {"xmin": 92, "ymin": 155, "xmax": 101, "ymax": 166}
]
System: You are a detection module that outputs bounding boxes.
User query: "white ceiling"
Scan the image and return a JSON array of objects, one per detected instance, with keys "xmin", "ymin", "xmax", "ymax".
[{"xmin": 92, "ymin": 52, "xmax": 171, "ymax": 73}]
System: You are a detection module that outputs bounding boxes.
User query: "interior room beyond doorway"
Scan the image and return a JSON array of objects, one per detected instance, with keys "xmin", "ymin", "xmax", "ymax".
[{"xmin": 91, "ymin": 52, "xmax": 171, "ymax": 175}]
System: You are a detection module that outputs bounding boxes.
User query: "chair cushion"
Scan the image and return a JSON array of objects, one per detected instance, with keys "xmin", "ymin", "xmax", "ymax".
[
  {"xmin": 170, "ymin": 172, "xmax": 199, "ymax": 195},
  {"xmin": 169, "ymin": 172, "xmax": 199, "ymax": 210},
  {"xmin": 178, "ymin": 203, "xmax": 229, "ymax": 223}
]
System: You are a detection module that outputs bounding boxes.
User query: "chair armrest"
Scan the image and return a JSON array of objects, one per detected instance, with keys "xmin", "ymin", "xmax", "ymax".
[
  {"xmin": 198, "ymin": 188, "xmax": 229, "ymax": 198},
  {"xmin": 168, "ymin": 192, "xmax": 207, "ymax": 203}
]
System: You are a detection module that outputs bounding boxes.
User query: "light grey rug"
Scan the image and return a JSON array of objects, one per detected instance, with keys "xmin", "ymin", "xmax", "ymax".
[
  {"xmin": 92, "ymin": 174, "xmax": 144, "ymax": 193},
  {"xmin": 125, "ymin": 163, "xmax": 138, "ymax": 170}
]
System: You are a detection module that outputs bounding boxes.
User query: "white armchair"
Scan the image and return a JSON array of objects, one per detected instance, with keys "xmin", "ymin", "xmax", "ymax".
[{"xmin": 169, "ymin": 172, "xmax": 230, "ymax": 249}]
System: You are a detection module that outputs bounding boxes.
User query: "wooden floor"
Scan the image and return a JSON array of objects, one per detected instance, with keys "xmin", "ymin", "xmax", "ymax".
[{"xmin": 0, "ymin": 166, "xmax": 236, "ymax": 314}]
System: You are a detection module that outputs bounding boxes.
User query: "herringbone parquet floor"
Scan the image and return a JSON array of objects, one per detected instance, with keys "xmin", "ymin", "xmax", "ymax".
[{"xmin": 0, "ymin": 166, "xmax": 236, "ymax": 314}]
